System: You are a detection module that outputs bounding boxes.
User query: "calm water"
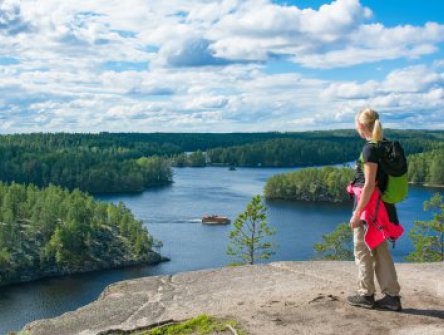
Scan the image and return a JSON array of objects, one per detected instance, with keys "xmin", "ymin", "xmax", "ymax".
[{"xmin": 0, "ymin": 167, "xmax": 440, "ymax": 334}]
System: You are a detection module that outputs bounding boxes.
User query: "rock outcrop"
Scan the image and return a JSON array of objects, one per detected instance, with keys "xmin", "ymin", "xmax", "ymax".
[{"xmin": 20, "ymin": 261, "xmax": 444, "ymax": 335}]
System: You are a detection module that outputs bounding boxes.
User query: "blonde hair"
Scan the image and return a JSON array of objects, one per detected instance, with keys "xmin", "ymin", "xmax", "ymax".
[{"xmin": 356, "ymin": 108, "xmax": 383, "ymax": 142}]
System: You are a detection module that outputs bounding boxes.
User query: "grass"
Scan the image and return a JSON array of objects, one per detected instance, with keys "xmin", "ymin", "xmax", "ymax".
[
  {"xmin": 126, "ymin": 314, "xmax": 247, "ymax": 335},
  {"xmin": 10, "ymin": 314, "xmax": 248, "ymax": 335}
]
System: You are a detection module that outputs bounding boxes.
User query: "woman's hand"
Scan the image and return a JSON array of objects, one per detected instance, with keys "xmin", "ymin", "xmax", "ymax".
[{"xmin": 349, "ymin": 211, "xmax": 362, "ymax": 229}]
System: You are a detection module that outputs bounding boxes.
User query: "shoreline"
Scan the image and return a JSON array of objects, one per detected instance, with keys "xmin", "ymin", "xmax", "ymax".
[
  {"xmin": 408, "ymin": 181, "xmax": 444, "ymax": 188},
  {"xmin": 173, "ymin": 162, "xmax": 352, "ymax": 169},
  {"xmin": 0, "ymin": 252, "xmax": 170, "ymax": 288},
  {"xmin": 264, "ymin": 195, "xmax": 349, "ymax": 203}
]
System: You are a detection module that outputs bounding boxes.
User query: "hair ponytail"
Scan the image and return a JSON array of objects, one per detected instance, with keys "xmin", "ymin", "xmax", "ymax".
[
  {"xmin": 372, "ymin": 118, "xmax": 383, "ymax": 142},
  {"xmin": 357, "ymin": 108, "xmax": 384, "ymax": 142}
]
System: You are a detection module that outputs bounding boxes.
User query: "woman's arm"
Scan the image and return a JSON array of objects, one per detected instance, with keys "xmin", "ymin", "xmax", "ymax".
[{"xmin": 350, "ymin": 162, "xmax": 377, "ymax": 229}]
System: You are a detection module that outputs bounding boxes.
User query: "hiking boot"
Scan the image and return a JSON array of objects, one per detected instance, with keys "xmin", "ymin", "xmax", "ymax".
[
  {"xmin": 375, "ymin": 294, "xmax": 402, "ymax": 311},
  {"xmin": 346, "ymin": 294, "xmax": 375, "ymax": 309}
]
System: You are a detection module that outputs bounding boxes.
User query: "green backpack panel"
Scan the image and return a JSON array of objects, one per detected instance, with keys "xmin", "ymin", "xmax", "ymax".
[
  {"xmin": 359, "ymin": 140, "xmax": 409, "ymax": 204},
  {"xmin": 382, "ymin": 174, "xmax": 409, "ymax": 204}
]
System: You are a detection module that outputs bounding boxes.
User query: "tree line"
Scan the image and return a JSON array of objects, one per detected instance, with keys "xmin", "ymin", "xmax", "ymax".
[
  {"xmin": 264, "ymin": 167, "xmax": 355, "ymax": 202},
  {"xmin": 206, "ymin": 135, "xmax": 442, "ymax": 167},
  {"xmin": 408, "ymin": 149, "xmax": 444, "ymax": 186},
  {"xmin": 0, "ymin": 134, "xmax": 173, "ymax": 194},
  {"xmin": 208, "ymin": 139, "xmax": 362, "ymax": 167},
  {"xmin": 0, "ymin": 181, "xmax": 163, "ymax": 286},
  {"xmin": 172, "ymin": 151, "xmax": 207, "ymax": 167},
  {"xmin": 264, "ymin": 146, "xmax": 444, "ymax": 202},
  {"xmin": 1, "ymin": 131, "xmax": 442, "ymax": 194}
]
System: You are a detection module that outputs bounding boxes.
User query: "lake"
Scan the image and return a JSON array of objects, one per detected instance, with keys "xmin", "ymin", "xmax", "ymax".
[{"xmin": 0, "ymin": 166, "xmax": 440, "ymax": 334}]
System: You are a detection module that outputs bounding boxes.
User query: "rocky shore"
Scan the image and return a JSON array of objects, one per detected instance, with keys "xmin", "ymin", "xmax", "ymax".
[
  {"xmin": 0, "ymin": 251, "xmax": 169, "ymax": 288},
  {"xmin": 18, "ymin": 261, "xmax": 444, "ymax": 335}
]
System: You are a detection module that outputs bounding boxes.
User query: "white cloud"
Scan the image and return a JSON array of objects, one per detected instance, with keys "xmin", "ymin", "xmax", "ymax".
[
  {"xmin": 0, "ymin": 0, "xmax": 444, "ymax": 133},
  {"xmin": 3, "ymin": 0, "xmax": 443, "ymax": 68},
  {"xmin": 382, "ymin": 65, "xmax": 444, "ymax": 93},
  {"xmin": 323, "ymin": 64, "xmax": 444, "ymax": 129},
  {"xmin": 206, "ymin": 0, "xmax": 444, "ymax": 68},
  {"xmin": 185, "ymin": 96, "xmax": 229, "ymax": 109}
]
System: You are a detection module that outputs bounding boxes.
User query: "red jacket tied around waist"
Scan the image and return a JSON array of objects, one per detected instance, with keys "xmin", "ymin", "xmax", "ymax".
[{"xmin": 347, "ymin": 183, "xmax": 404, "ymax": 250}]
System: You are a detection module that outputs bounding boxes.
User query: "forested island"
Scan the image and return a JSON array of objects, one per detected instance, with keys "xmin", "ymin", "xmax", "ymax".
[
  {"xmin": 265, "ymin": 148, "xmax": 444, "ymax": 202},
  {"xmin": 0, "ymin": 182, "xmax": 167, "ymax": 287},
  {"xmin": 264, "ymin": 167, "xmax": 355, "ymax": 202}
]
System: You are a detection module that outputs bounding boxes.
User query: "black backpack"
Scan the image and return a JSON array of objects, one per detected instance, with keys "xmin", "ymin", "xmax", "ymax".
[
  {"xmin": 377, "ymin": 140, "xmax": 408, "ymax": 176},
  {"xmin": 371, "ymin": 139, "xmax": 409, "ymax": 203}
]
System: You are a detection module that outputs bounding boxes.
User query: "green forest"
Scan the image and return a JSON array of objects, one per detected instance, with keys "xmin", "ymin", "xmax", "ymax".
[
  {"xmin": 0, "ymin": 182, "xmax": 163, "ymax": 286},
  {"xmin": 0, "ymin": 134, "xmax": 173, "ymax": 194},
  {"xmin": 206, "ymin": 131, "xmax": 443, "ymax": 167},
  {"xmin": 0, "ymin": 131, "xmax": 442, "ymax": 285},
  {"xmin": 208, "ymin": 138, "xmax": 361, "ymax": 167},
  {"xmin": 264, "ymin": 167, "xmax": 356, "ymax": 202},
  {"xmin": 265, "ymin": 147, "xmax": 444, "ymax": 202},
  {"xmin": 0, "ymin": 130, "xmax": 442, "ymax": 194},
  {"xmin": 172, "ymin": 150, "xmax": 207, "ymax": 167},
  {"xmin": 408, "ymin": 149, "xmax": 444, "ymax": 186}
]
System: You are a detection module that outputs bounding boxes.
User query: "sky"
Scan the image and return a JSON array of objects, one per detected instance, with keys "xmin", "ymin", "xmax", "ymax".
[{"xmin": 0, "ymin": 0, "xmax": 443, "ymax": 133}]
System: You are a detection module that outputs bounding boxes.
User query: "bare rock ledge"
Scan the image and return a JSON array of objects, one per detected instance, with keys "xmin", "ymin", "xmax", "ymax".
[{"xmin": 21, "ymin": 261, "xmax": 444, "ymax": 335}]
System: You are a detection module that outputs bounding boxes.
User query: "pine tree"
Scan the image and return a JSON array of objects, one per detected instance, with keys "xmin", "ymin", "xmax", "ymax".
[
  {"xmin": 313, "ymin": 223, "xmax": 353, "ymax": 260},
  {"xmin": 429, "ymin": 155, "xmax": 444, "ymax": 185},
  {"xmin": 0, "ymin": 248, "xmax": 11, "ymax": 267},
  {"xmin": 406, "ymin": 193, "xmax": 444, "ymax": 262},
  {"xmin": 226, "ymin": 195, "xmax": 277, "ymax": 265},
  {"xmin": 0, "ymin": 181, "xmax": 161, "ymax": 286}
]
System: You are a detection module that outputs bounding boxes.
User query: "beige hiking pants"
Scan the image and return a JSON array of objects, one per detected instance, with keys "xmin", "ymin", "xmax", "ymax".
[{"xmin": 353, "ymin": 225, "xmax": 401, "ymax": 296}]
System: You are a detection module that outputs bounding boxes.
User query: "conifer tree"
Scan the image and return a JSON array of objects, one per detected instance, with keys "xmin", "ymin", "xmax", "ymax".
[
  {"xmin": 226, "ymin": 195, "xmax": 276, "ymax": 265},
  {"xmin": 406, "ymin": 193, "xmax": 444, "ymax": 262},
  {"xmin": 313, "ymin": 223, "xmax": 353, "ymax": 260}
]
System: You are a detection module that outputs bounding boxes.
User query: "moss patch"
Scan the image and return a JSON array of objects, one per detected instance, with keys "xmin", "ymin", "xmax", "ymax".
[{"xmin": 114, "ymin": 314, "xmax": 247, "ymax": 335}]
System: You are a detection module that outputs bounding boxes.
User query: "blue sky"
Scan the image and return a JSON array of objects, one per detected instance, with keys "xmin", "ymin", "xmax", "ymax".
[{"xmin": 0, "ymin": 0, "xmax": 443, "ymax": 133}]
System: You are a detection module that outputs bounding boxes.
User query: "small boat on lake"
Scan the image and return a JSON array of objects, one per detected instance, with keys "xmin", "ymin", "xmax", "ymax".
[
  {"xmin": 202, "ymin": 215, "xmax": 231, "ymax": 225},
  {"xmin": 229, "ymin": 165, "xmax": 236, "ymax": 171}
]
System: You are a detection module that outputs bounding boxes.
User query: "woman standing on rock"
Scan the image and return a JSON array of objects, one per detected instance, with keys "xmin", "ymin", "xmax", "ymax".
[{"xmin": 346, "ymin": 108, "xmax": 402, "ymax": 311}]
